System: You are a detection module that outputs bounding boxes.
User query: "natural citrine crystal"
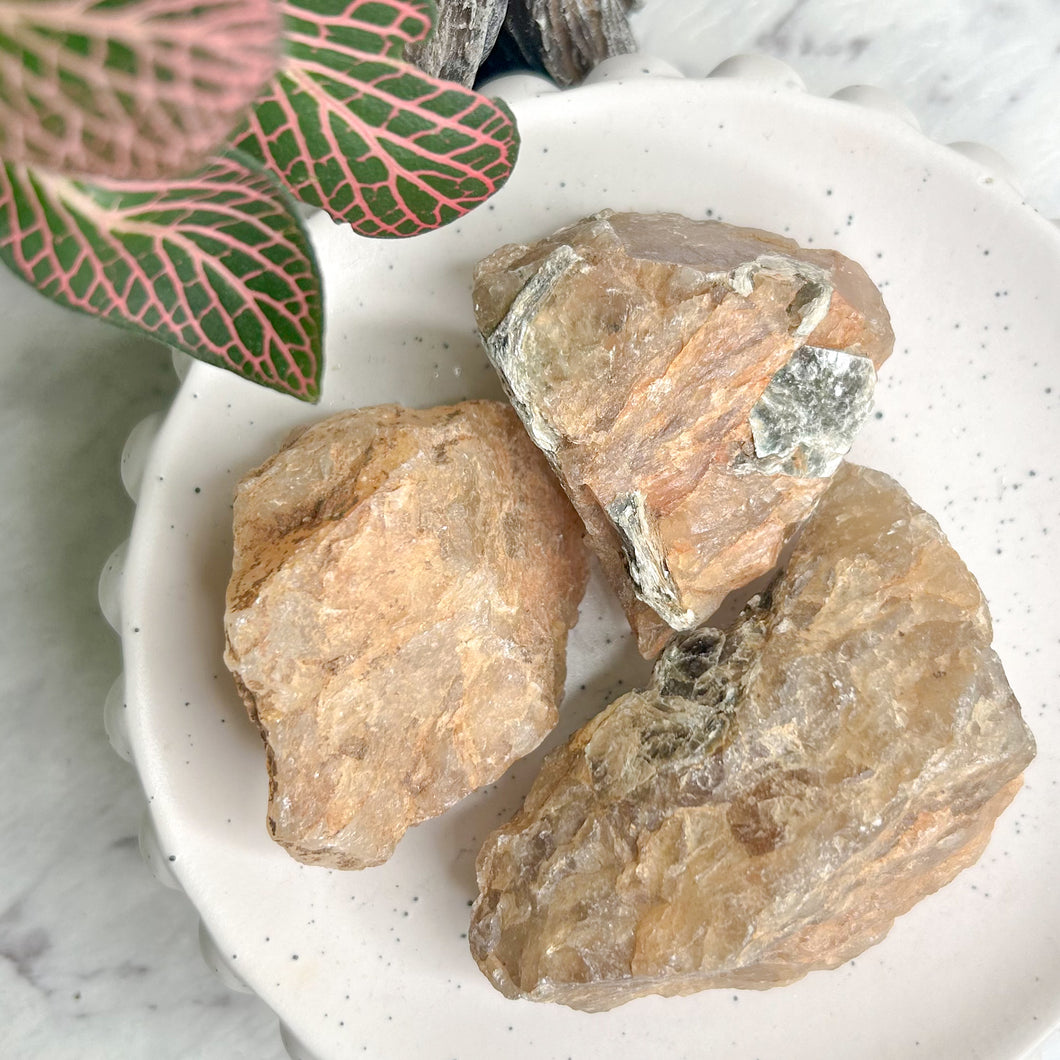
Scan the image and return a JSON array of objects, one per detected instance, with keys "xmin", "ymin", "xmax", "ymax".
[
  {"xmin": 473, "ymin": 210, "xmax": 894, "ymax": 656},
  {"xmin": 224, "ymin": 401, "xmax": 588, "ymax": 869},
  {"xmin": 469, "ymin": 463, "xmax": 1034, "ymax": 1010}
]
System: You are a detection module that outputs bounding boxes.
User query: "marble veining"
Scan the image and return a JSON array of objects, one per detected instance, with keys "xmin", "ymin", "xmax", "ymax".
[{"xmin": 632, "ymin": 0, "xmax": 1060, "ymax": 219}]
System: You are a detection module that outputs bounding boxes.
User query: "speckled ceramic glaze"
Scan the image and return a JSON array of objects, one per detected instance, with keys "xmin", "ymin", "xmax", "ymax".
[{"xmin": 113, "ymin": 65, "xmax": 1060, "ymax": 1060}]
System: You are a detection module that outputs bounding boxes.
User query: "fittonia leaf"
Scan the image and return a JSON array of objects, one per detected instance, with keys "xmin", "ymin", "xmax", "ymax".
[
  {"xmin": 0, "ymin": 152, "xmax": 323, "ymax": 400},
  {"xmin": 237, "ymin": 0, "xmax": 520, "ymax": 237},
  {"xmin": 0, "ymin": 0, "xmax": 282, "ymax": 180}
]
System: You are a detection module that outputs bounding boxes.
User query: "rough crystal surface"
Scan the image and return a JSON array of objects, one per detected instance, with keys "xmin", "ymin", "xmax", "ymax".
[
  {"xmin": 224, "ymin": 401, "xmax": 588, "ymax": 869},
  {"xmin": 474, "ymin": 210, "xmax": 894, "ymax": 656},
  {"xmin": 501, "ymin": 0, "xmax": 637, "ymax": 87},
  {"xmin": 405, "ymin": 0, "xmax": 508, "ymax": 86},
  {"xmin": 469, "ymin": 463, "xmax": 1035, "ymax": 1010}
]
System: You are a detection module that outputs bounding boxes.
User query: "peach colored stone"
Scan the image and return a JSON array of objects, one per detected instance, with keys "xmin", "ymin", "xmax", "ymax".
[
  {"xmin": 470, "ymin": 463, "xmax": 1034, "ymax": 1010},
  {"xmin": 474, "ymin": 210, "xmax": 894, "ymax": 656},
  {"xmin": 224, "ymin": 401, "xmax": 588, "ymax": 869}
]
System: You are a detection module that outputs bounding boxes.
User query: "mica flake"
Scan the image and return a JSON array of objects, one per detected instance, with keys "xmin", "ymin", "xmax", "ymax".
[{"xmin": 747, "ymin": 344, "xmax": 877, "ymax": 477}]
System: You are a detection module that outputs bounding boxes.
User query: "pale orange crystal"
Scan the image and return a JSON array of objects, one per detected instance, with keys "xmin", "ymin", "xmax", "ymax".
[
  {"xmin": 473, "ymin": 210, "xmax": 894, "ymax": 656},
  {"xmin": 469, "ymin": 463, "xmax": 1035, "ymax": 1010},
  {"xmin": 224, "ymin": 401, "xmax": 588, "ymax": 869}
]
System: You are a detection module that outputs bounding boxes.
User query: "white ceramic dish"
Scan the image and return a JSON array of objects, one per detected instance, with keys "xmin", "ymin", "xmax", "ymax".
[{"xmin": 117, "ymin": 69, "xmax": 1060, "ymax": 1060}]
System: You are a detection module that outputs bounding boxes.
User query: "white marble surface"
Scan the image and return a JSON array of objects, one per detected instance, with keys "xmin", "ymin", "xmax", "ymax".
[
  {"xmin": 633, "ymin": 0, "xmax": 1060, "ymax": 220},
  {"xmin": 1, "ymin": 3, "xmax": 1058, "ymax": 1058}
]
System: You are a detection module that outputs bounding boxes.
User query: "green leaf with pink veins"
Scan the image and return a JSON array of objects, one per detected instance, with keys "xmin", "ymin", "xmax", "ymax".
[
  {"xmin": 0, "ymin": 152, "xmax": 324, "ymax": 400},
  {"xmin": 237, "ymin": 0, "xmax": 520, "ymax": 238},
  {"xmin": 0, "ymin": 0, "xmax": 282, "ymax": 180}
]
